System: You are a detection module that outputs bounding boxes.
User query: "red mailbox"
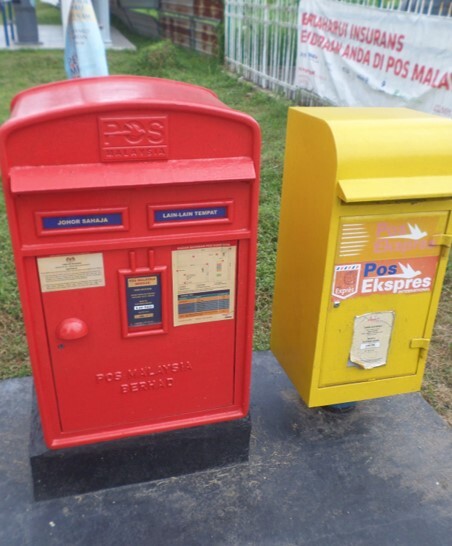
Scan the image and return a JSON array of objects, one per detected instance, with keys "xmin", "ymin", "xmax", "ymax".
[{"xmin": 0, "ymin": 76, "xmax": 260, "ymax": 449}]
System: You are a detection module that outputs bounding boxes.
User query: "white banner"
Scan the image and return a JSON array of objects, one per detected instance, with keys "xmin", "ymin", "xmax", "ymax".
[
  {"xmin": 63, "ymin": 0, "xmax": 109, "ymax": 79},
  {"xmin": 296, "ymin": 0, "xmax": 452, "ymax": 117}
]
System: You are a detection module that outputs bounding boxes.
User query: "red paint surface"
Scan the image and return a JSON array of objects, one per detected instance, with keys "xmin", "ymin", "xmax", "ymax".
[{"xmin": 0, "ymin": 76, "xmax": 260, "ymax": 449}]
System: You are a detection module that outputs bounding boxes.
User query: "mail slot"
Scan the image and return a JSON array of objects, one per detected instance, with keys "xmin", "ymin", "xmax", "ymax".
[
  {"xmin": 0, "ymin": 76, "xmax": 260, "ymax": 448},
  {"xmin": 271, "ymin": 107, "xmax": 452, "ymax": 407}
]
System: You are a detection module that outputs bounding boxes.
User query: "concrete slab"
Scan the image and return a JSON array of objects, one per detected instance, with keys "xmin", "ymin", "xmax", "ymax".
[
  {"xmin": 0, "ymin": 351, "xmax": 451, "ymax": 545},
  {"xmin": 0, "ymin": 24, "xmax": 136, "ymax": 50}
]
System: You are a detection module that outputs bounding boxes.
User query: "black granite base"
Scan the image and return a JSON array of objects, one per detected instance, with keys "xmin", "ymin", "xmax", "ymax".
[{"xmin": 30, "ymin": 394, "xmax": 251, "ymax": 501}]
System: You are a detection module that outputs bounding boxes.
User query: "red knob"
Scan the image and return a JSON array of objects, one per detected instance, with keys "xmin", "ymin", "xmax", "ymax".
[{"xmin": 56, "ymin": 318, "xmax": 88, "ymax": 340}]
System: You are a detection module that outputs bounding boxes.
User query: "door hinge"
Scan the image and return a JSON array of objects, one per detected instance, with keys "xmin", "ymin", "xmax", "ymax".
[
  {"xmin": 410, "ymin": 338, "xmax": 430, "ymax": 351},
  {"xmin": 429, "ymin": 234, "xmax": 452, "ymax": 248}
]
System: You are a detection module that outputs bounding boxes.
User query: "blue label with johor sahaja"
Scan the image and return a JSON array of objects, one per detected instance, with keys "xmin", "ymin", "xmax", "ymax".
[
  {"xmin": 42, "ymin": 213, "xmax": 123, "ymax": 230},
  {"xmin": 155, "ymin": 206, "xmax": 227, "ymax": 223}
]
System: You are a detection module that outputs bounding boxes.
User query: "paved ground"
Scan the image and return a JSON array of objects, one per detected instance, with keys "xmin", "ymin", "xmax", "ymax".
[
  {"xmin": 0, "ymin": 24, "xmax": 135, "ymax": 50},
  {"xmin": 0, "ymin": 351, "xmax": 451, "ymax": 545}
]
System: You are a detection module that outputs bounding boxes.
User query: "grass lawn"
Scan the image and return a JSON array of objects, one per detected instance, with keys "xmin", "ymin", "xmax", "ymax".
[{"xmin": 0, "ymin": 5, "xmax": 450, "ymax": 423}]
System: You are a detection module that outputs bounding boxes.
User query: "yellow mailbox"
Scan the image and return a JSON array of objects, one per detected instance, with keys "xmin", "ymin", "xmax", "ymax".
[{"xmin": 271, "ymin": 108, "xmax": 452, "ymax": 407}]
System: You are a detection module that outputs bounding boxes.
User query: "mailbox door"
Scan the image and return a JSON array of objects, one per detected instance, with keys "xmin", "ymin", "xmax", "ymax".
[
  {"xmin": 38, "ymin": 242, "xmax": 239, "ymax": 432},
  {"xmin": 320, "ymin": 211, "xmax": 450, "ymax": 387}
]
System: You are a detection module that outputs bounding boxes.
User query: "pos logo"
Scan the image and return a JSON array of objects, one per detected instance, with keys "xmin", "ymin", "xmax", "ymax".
[
  {"xmin": 99, "ymin": 116, "xmax": 168, "ymax": 162},
  {"xmin": 361, "ymin": 260, "xmax": 433, "ymax": 295}
]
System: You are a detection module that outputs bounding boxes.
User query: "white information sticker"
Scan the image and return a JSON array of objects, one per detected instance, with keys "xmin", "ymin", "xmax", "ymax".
[
  {"xmin": 172, "ymin": 244, "xmax": 236, "ymax": 326},
  {"xmin": 37, "ymin": 253, "xmax": 105, "ymax": 293},
  {"xmin": 350, "ymin": 312, "xmax": 395, "ymax": 369}
]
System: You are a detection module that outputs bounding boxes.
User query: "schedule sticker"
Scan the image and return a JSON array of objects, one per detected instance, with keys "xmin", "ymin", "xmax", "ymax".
[{"xmin": 172, "ymin": 244, "xmax": 236, "ymax": 326}]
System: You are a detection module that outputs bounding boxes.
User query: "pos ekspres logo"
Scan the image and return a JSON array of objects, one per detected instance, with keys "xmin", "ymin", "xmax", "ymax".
[{"xmin": 332, "ymin": 257, "xmax": 438, "ymax": 300}]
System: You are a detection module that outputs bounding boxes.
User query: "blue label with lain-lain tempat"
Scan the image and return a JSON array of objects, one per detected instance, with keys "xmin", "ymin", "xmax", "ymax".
[
  {"xmin": 42, "ymin": 213, "xmax": 123, "ymax": 230},
  {"xmin": 154, "ymin": 207, "xmax": 228, "ymax": 223}
]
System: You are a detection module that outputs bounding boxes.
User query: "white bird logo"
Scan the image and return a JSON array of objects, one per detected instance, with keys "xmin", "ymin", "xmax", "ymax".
[
  {"xmin": 380, "ymin": 223, "xmax": 427, "ymax": 241},
  {"xmin": 381, "ymin": 263, "xmax": 421, "ymax": 279}
]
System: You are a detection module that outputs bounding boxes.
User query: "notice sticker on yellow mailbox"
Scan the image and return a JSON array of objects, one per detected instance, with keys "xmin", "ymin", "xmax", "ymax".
[{"xmin": 350, "ymin": 312, "xmax": 395, "ymax": 369}]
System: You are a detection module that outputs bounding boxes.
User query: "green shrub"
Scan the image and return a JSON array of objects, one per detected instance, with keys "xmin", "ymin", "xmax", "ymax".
[{"xmin": 138, "ymin": 40, "xmax": 180, "ymax": 71}]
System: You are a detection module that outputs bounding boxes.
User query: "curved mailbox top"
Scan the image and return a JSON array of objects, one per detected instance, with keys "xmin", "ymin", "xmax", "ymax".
[
  {"xmin": 9, "ymin": 76, "xmax": 223, "ymax": 119},
  {"xmin": 286, "ymin": 107, "xmax": 452, "ymax": 203},
  {"xmin": 0, "ymin": 76, "xmax": 260, "ymax": 176}
]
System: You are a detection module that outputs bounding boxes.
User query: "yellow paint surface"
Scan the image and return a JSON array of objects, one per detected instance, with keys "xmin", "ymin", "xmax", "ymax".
[{"xmin": 271, "ymin": 108, "xmax": 452, "ymax": 407}]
